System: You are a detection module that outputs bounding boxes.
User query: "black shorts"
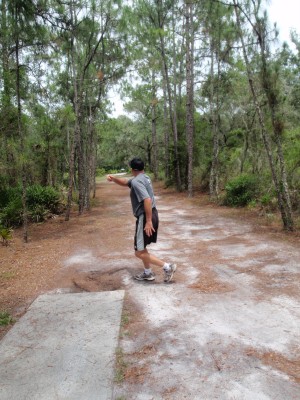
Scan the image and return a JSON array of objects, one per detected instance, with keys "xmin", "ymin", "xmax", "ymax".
[{"xmin": 134, "ymin": 208, "xmax": 159, "ymax": 251}]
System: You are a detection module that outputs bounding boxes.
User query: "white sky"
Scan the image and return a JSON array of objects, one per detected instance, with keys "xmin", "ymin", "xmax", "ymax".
[{"xmin": 267, "ymin": 0, "xmax": 300, "ymax": 44}]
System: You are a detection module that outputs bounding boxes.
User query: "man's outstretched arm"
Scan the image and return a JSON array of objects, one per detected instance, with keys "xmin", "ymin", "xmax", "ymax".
[{"xmin": 107, "ymin": 175, "xmax": 129, "ymax": 187}]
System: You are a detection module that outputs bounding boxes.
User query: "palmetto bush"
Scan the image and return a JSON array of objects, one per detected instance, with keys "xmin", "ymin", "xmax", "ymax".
[
  {"xmin": 26, "ymin": 185, "xmax": 60, "ymax": 213},
  {"xmin": 0, "ymin": 184, "xmax": 62, "ymax": 227},
  {"xmin": 0, "ymin": 197, "xmax": 23, "ymax": 227},
  {"xmin": 0, "ymin": 226, "xmax": 13, "ymax": 246},
  {"xmin": 224, "ymin": 174, "xmax": 259, "ymax": 207}
]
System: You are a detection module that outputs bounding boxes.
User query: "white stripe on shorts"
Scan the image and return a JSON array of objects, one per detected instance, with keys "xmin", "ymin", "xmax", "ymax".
[{"xmin": 136, "ymin": 214, "xmax": 145, "ymax": 251}]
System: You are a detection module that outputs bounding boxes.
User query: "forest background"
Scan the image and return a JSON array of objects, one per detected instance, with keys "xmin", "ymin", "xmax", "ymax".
[{"xmin": 1, "ymin": 0, "xmax": 300, "ymax": 245}]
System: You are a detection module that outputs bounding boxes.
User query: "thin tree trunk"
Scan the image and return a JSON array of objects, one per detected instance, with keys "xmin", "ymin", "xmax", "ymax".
[
  {"xmin": 65, "ymin": 1, "xmax": 78, "ymax": 221},
  {"xmin": 85, "ymin": 103, "xmax": 96, "ymax": 210},
  {"xmin": 77, "ymin": 114, "xmax": 85, "ymax": 214},
  {"xmin": 209, "ymin": 37, "xmax": 220, "ymax": 199},
  {"xmin": 233, "ymin": 0, "xmax": 293, "ymax": 230},
  {"xmin": 178, "ymin": 18, "xmax": 185, "ymax": 107},
  {"xmin": 65, "ymin": 1, "xmax": 109, "ymax": 219},
  {"xmin": 1, "ymin": 0, "xmax": 10, "ymax": 110},
  {"xmin": 1, "ymin": 0, "xmax": 15, "ymax": 186},
  {"xmin": 65, "ymin": 129, "xmax": 77, "ymax": 221},
  {"xmin": 162, "ymin": 76, "xmax": 170, "ymax": 181},
  {"xmin": 185, "ymin": 0, "xmax": 195, "ymax": 197},
  {"xmin": 14, "ymin": 10, "xmax": 28, "ymax": 242},
  {"xmin": 171, "ymin": 6, "xmax": 181, "ymax": 191},
  {"xmin": 91, "ymin": 136, "xmax": 97, "ymax": 200},
  {"xmin": 257, "ymin": 23, "xmax": 293, "ymax": 229},
  {"xmin": 151, "ymin": 70, "xmax": 158, "ymax": 180},
  {"xmin": 158, "ymin": 0, "xmax": 181, "ymax": 191}
]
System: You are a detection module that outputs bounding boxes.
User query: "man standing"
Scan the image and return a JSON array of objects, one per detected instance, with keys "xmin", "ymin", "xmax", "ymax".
[{"xmin": 107, "ymin": 157, "xmax": 177, "ymax": 283}]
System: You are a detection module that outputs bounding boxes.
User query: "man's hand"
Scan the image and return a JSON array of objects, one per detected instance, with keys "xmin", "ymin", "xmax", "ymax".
[
  {"xmin": 144, "ymin": 221, "xmax": 155, "ymax": 237},
  {"xmin": 107, "ymin": 175, "xmax": 128, "ymax": 186}
]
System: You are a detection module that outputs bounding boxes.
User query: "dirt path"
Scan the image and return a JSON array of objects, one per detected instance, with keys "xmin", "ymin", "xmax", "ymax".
[{"xmin": 1, "ymin": 178, "xmax": 300, "ymax": 399}]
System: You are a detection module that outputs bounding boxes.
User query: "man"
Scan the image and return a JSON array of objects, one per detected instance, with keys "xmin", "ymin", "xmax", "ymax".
[{"xmin": 107, "ymin": 157, "xmax": 177, "ymax": 283}]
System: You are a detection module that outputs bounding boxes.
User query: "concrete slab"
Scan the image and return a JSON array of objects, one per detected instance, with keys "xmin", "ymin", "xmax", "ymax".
[{"xmin": 0, "ymin": 291, "xmax": 125, "ymax": 400}]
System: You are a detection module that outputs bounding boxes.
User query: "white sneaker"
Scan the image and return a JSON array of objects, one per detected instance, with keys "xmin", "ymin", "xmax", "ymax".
[
  {"xmin": 134, "ymin": 271, "xmax": 155, "ymax": 281},
  {"xmin": 163, "ymin": 264, "xmax": 177, "ymax": 283}
]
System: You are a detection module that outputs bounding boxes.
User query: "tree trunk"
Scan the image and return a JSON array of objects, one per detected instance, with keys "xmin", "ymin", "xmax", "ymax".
[
  {"xmin": 162, "ymin": 76, "xmax": 170, "ymax": 181},
  {"xmin": 158, "ymin": 0, "xmax": 181, "ymax": 191},
  {"xmin": 1, "ymin": 0, "xmax": 10, "ymax": 110},
  {"xmin": 16, "ymin": 48, "xmax": 28, "ymax": 241},
  {"xmin": 2, "ymin": 0, "xmax": 17, "ymax": 186},
  {"xmin": 65, "ymin": 125, "xmax": 77, "ymax": 221},
  {"xmin": 65, "ymin": 0, "xmax": 109, "ymax": 218},
  {"xmin": 13, "ymin": 3, "xmax": 28, "ymax": 243},
  {"xmin": 185, "ymin": 0, "xmax": 195, "ymax": 197},
  {"xmin": 151, "ymin": 70, "xmax": 158, "ymax": 180},
  {"xmin": 233, "ymin": 0, "xmax": 294, "ymax": 231},
  {"xmin": 77, "ymin": 113, "xmax": 85, "ymax": 214},
  {"xmin": 209, "ymin": 36, "xmax": 220, "ymax": 199},
  {"xmin": 85, "ymin": 103, "xmax": 96, "ymax": 209},
  {"xmin": 256, "ymin": 22, "xmax": 293, "ymax": 230},
  {"xmin": 65, "ymin": 1, "xmax": 79, "ymax": 221}
]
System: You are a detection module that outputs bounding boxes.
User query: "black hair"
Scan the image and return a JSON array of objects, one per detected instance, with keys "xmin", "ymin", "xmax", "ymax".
[{"xmin": 129, "ymin": 158, "xmax": 144, "ymax": 171}]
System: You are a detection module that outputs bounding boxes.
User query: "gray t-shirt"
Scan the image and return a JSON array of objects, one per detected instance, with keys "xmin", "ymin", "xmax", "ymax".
[{"xmin": 127, "ymin": 173, "xmax": 156, "ymax": 217}]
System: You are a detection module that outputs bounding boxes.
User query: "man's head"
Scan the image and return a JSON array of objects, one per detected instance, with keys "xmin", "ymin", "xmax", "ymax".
[{"xmin": 129, "ymin": 158, "xmax": 144, "ymax": 172}]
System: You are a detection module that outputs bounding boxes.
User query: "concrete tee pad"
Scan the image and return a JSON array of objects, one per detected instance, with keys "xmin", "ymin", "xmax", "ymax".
[{"xmin": 0, "ymin": 291, "xmax": 125, "ymax": 400}]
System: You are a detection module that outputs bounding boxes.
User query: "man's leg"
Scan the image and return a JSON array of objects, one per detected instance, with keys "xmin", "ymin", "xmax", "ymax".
[
  {"xmin": 134, "ymin": 212, "xmax": 177, "ymax": 282},
  {"xmin": 133, "ymin": 249, "xmax": 158, "ymax": 281},
  {"xmin": 135, "ymin": 249, "xmax": 164, "ymax": 268},
  {"xmin": 135, "ymin": 249, "xmax": 177, "ymax": 283}
]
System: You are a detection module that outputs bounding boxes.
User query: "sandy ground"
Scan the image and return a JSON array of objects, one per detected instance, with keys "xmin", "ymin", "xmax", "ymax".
[{"xmin": 1, "ymin": 177, "xmax": 300, "ymax": 399}]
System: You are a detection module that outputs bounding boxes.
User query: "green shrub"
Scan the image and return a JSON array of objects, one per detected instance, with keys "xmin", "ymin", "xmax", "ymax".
[
  {"xmin": 0, "ymin": 189, "xmax": 10, "ymax": 209},
  {"xmin": 0, "ymin": 197, "xmax": 23, "ymax": 227},
  {"xmin": 259, "ymin": 193, "xmax": 278, "ymax": 212},
  {"xmin": 26, "ymin": 185, "xmax": 60, "ymax": 213},
  {"xmin": 0, "ymin": 185, "xmax": 62, "ymax": 227},
  {"xmin": 0, "ymin": 226, "xmax": 13, "ymax": 245},
  {"xmin": 0, "ymin": 186, "xmax": 22, "ymax": 208},
  {"xmin": 224, "ymin": 174, "xmax": 258, "ymax": 207},
  {"xmin": 28, "ymin": 204, "xmax": 49, "ymax": 223},
  {"xmin": 260, "ymin": 193, "xmax": 272, "ymax": 206},
  {"xmin": 0, "ymin": 311, "xmax": 14, "ymax": 326},
  {"xmin": 96, "ymin": 168, "xmax": 106, "ymax": 176}
]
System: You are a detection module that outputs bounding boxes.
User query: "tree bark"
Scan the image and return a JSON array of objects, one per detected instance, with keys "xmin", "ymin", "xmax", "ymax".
[
  {"xmin": 65, "ymin": 0, "xmax": 79, "ymax": 221},
  {"xmin": 185, "ymin": 0, "xmax": 195, "ymax": 197},
  {"xmin": 209, "ymin": 36, "xmax": 220, "ymax": 199},
  {"xmin": 14, "ymin": 5, "xmax": 28, "ymax": 243},
  {"xmin": 151, "ymin": 70, "xmax": 158, "ymax": 180},
  {"xmin": 162, "ymin": 76, "xmax": 170, "ymax": 181},
  {"xmin": 256, "ymin": 20, "xmax": 293, "ymax": 230},
  {"xmin": 158, "ymin": 0, "xmax": 181, "ymax": 191},
  {"xmin": 17, "ymin": 58, "xmax": 28, "ymax": 241}
]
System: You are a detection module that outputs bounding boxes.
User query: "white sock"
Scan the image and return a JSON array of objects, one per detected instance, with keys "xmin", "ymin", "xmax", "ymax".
[
  {"xmin": 144, "ymin": 268, "xmax": 152, "ymax": 275},
  {"xmin": 163, "ymin": 263, "xmax": 170, "ymax": 271}
]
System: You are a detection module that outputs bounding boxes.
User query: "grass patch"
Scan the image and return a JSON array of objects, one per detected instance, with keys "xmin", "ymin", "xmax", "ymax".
[
  {"xmin": 119, "ymin": 308, "xmax": 131, "ymax": 338},
  {"xmin": 121, "ymin": 311, "xmax": 130, "ymax": 327},
  {"xmin": 114, "ymin": 347, "xmax": 128, "ymax": 383},
  {"xmin": 0, "ymin": 271, "xmax": 16, "ymax": 280},
  {"xmin": 0, "ymin": 311, "xmax": 14, "ymax": 326}
]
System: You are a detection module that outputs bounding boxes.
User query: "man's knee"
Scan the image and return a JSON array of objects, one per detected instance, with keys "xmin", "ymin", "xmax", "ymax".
[{"xmin": 135, "ymin": 250, "xmax": 146, "ymax": 260}]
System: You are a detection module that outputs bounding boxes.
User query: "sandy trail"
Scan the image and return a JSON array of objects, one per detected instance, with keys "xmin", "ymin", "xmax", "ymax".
[
  {"xmin": 59, "ymin": 180, "xmax": 300, "ymax": 400},
  {"xmin": 1, "ymin": 178, "xmax": 299, "ymax": 399}
]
